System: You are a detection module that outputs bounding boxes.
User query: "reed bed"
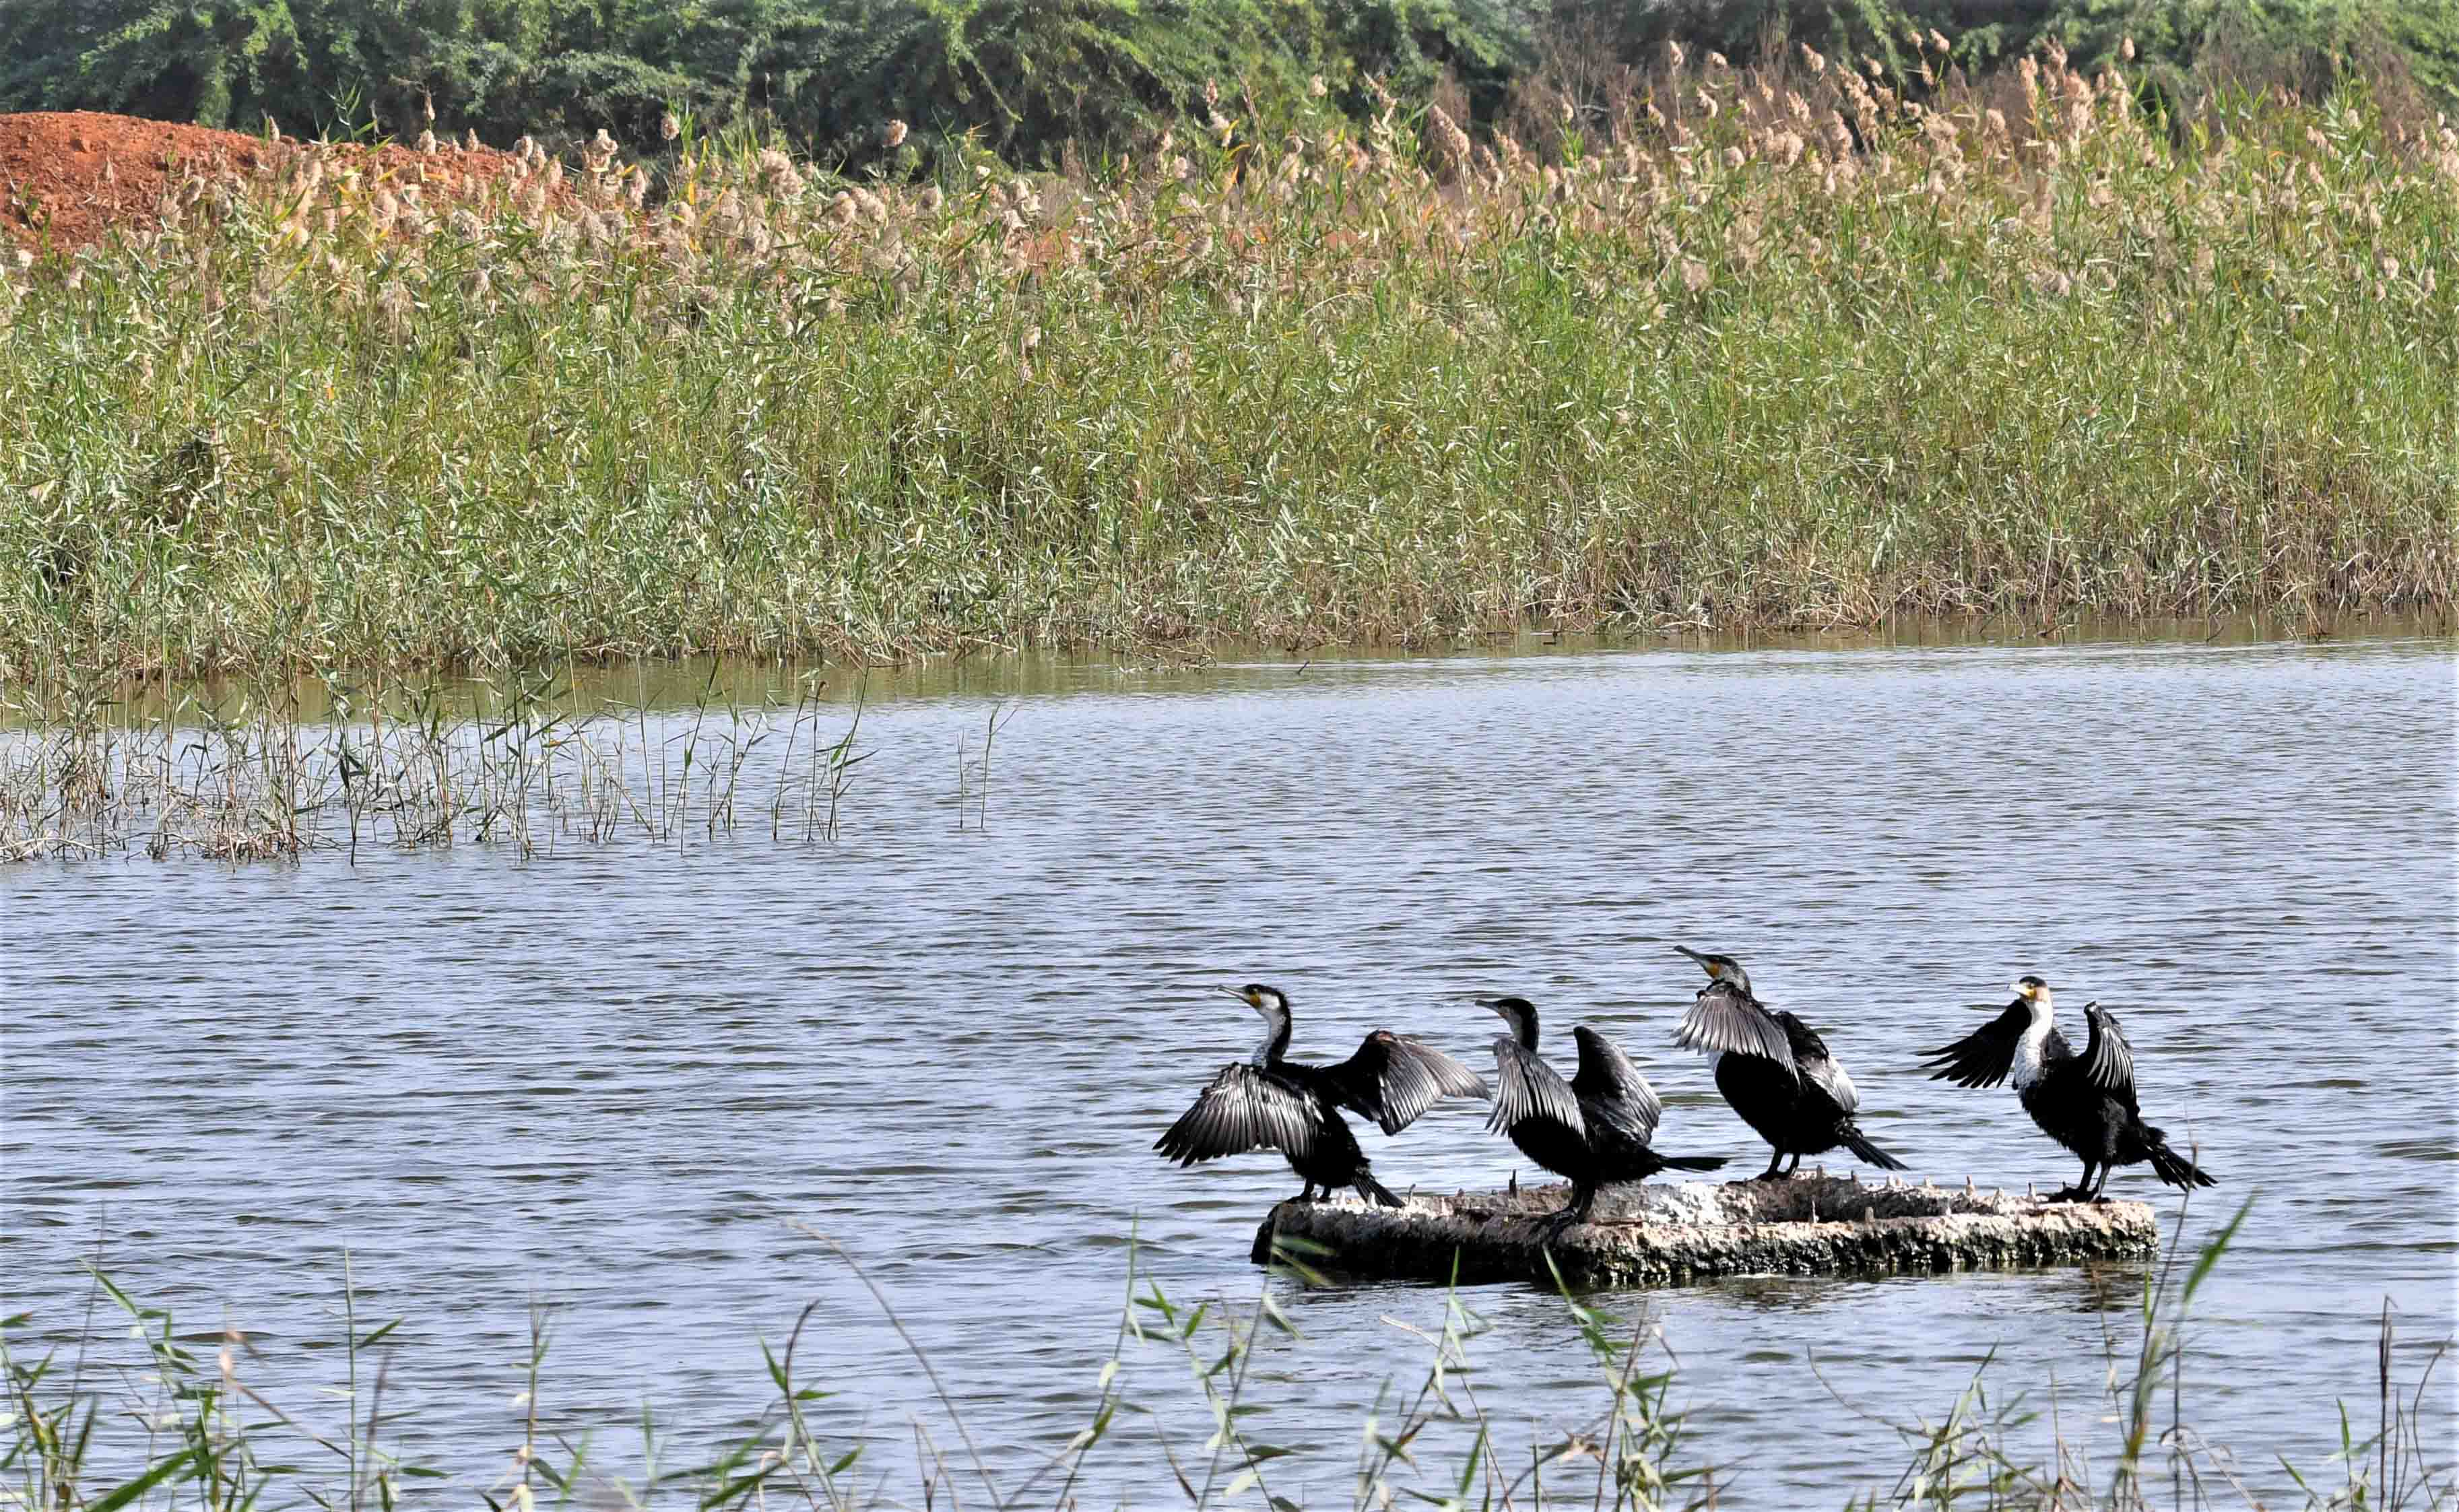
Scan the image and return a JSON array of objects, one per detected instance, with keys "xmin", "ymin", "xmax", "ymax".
[
  {"xmin": 2, "ymin": 1202, "xmax": 2448, "ymax": 1510},
  {"xmin": 1, "ymin": 50, "xmax": 2454, "ymax": 684},
  {"xmin": 0, "ymin": 671, "xmax": 870, "ymax": 861}
]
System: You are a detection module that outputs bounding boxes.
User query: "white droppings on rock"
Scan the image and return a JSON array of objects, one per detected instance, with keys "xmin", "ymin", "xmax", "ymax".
[{"xmin": 1251, "ymin": 1176, "xmax": 2161, "ymax": 1286}]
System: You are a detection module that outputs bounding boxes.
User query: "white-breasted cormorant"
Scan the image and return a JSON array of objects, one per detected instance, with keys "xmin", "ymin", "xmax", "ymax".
[
  {"xmin": 1920, "ymin": 975, "xmax": 2216, "ymax": 1202},
  {"xmin": 1670, "ymin": 946, "xmax": 1909, "ymax": 1179},
  {"xmin": 1478, "ymin": 995, "xmax": 1727, "ymax": 1232},
  {"xmin": 1156, "ymin": 984, "xmax": 1490, "ymax": 1207}
]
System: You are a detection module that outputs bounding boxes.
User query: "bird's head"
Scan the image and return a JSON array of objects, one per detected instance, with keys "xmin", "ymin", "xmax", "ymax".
[
  {"xmin": 1675, "ymin": 945, "xmax": 1751, "ymax": 996},
  {"xmin": 1220, "ymin": 983, "xmax": 1289, "ymax": 1020},
  {"xmin": 2009, "ymin": 975, "xmax": 2054, "ymax": 1015},
  {"xmin": 1221, "ymin": 983, "xmax": 1291, "ymax": 1062},
  {"xmin": 1474, "ymin": 995, "xmax": 1539, "ymax": 1046}
]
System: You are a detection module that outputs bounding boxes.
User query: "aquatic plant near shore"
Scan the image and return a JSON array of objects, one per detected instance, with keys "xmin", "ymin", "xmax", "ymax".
[
  {"xmin": 0, "ymin": 56, "xmax": 2452, "ymax": 684},
  {"xmin": 0, "ymin": 671, "xmax": 873, "ymax": 861},
  {"xmin": 1, "ymin": 1201, "xmax": 2448, "ymax": 1509}
]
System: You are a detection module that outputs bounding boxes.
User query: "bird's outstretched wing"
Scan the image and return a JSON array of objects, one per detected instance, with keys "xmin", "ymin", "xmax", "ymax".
[
  {"xmin": 1779, "ymin": 1011, "xmax": 1860, "ymax": 1115},
  {"xmin": 2079, "ymin": 1003, "xmax": 2140, "ymax": 1113},
  {"xmin": 1673, "ymin": 981, "xmax": 1796, "ymax": 1074},
  {"xmin": 1154, "ymin": 1065, "xmax": 1320, "ymax": 1166},
  {"xmin": 1488, "ymin": 1037, "xmax": 1585, "ymax": 1139},
  {"xmin": 1328, "ymin": 1030, "xmax": 1492, "ymax": 1136},
  {"xmin": 1571, "ymin": 1026, "xmax": 1663, "ymax": 1144},
  {"xmin": 1919, "ymin": 1001, "xmax": 2031, "ymax": 1088}
]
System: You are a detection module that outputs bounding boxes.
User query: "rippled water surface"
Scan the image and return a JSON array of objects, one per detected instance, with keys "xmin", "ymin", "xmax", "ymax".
[{"xmin": 7, "ymin": 630, "xmax": 2455, "ymax": 1507}]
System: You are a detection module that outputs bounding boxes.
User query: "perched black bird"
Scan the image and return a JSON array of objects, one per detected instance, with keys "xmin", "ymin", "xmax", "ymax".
[
  {"xmin": 1156, "ymin": 984, "xmax": 1489, "ymax": 1208},
  {"xmin": 1478, "ymin": 995, "xmax": 1726, "ymax": 1233},
  {"xmin": 1920, "ymin": 975, "xmax": 2216, "ymax": 1202},
  {"xmin": 1670, "ymin": 946, "xmax": 1909, "ymax": 1179}
]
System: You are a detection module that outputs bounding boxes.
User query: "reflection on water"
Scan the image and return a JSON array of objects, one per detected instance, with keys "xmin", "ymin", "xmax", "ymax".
[
  {"xmin": 7, "ymin": 610, "xmax": 2449, "ymax": 727},
  {"xmin": 3, "ymin": 629, "xmax": 2453, "ymax": 1506}
]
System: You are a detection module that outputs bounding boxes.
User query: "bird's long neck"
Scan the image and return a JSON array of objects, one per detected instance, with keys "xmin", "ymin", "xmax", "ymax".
[
  {"xmin": 2011, "ymin": 995, "xmax": 2056, "ymax": 1090},
  {"xmin": 1252, "ymin": 1008, "xmax": 1292, "ymax": 1067},
  {"xmin": 1509, "ymin": 1004, "xmax": 1539, "ymax": 1051}
]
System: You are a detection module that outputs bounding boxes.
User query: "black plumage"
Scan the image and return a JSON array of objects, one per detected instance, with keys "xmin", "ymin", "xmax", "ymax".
[
  {"xmin": 1478, "ymin": 996, "xmax": 1726, "ymax": 1232},
  {"xmin": 1156, "ymin": 983, "xmax": 1489, "ymax": 1207},
  {"xmin": 1670, "ymin": 946, "xmax": 1909, "ymax": 1179},
  {"xmin": 1920, "ymin": 975, "xmax": 2216, "ymax": 1202}
]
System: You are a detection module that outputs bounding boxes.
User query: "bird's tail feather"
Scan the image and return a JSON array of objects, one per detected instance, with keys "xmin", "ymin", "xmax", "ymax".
[
  {"xmin": 1358, "ymin": 1173, "xmax": 1405, "ymax": 1209},
  {"xmin": 2143, "ymin": 1128, "xmax": 2217, "ymax": 1190},
  {"xmin": 1840, "ymin": 1125, "xmax": 1911, "ymax": 1172},
  {"xmin": 1659, "ymin": 1153, "xmax": 1728, "ymax": 1172}
]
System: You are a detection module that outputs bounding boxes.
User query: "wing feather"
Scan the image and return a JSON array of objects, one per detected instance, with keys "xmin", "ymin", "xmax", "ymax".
[
  {"xmin": 1570, "ymin": 1026, "xmax": 1662, "ymax": 1144},
  {"xmin": 1673, "ymin": 982, "xmax": 1797, "ymax": 1074},
  {"xmin": 1487, "ymin": 1037, "xmax": 1585, "ymax": 1139},
  {"xmin": 1154, "ymin": 1064, "xmax": 1321, "ymax": 1166},
  {"xmin": 2079, "ymin": 1003, "xmax": 2140, "ymax": 1113},
  {"xmin": 1330, "ymin": 1030, "xmax": 1493, "ymax": 1135},
  {"xmin": 1919, "ymin": 1001, "xmax": 2030, "ymax": 1089},
  {"xmin": 1779, "ymin": 1012, "xmax": 1860, "ymax": 1115}
]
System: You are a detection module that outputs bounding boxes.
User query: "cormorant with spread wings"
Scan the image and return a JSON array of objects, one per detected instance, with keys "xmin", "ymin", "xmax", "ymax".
[
  {"xmin": 1671, "ymin": 946, "xmax": 1908, "ymax": 1179},
  {"xmin": 1920, "ymin": 975, "xmax": 2215, "ymax": 1202},
  {"xmin": 1156, "ymin": 984, "xmax": 1489, "ymax": 1207},
  {"xmin": 1478, "ymin": 995, "xmax": 1726, "ymax": 1233}
]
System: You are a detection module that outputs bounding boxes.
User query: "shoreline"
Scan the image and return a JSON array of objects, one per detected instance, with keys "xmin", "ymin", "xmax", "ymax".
[{"xmin": 2, "ymin": 612, "xmax": 2450, "ymax": 726}]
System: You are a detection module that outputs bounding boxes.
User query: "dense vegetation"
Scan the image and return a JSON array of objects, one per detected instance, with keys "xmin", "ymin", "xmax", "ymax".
[
  {"xmin": 2, "ymin": 44, "xmax": 2451, "ymax": 683},
  {"xmin": 3, "ymin": 0, "xmax": 2454, "ymax": 168}
]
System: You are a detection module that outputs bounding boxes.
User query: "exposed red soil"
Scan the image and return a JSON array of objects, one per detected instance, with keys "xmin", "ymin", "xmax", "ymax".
[{"xmin": 1, "ymin": 110, "xmax": 550, "ymax": 251}]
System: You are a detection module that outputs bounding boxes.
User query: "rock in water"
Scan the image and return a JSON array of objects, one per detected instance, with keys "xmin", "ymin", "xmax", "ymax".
[{"xmin": 1249, "ymin": 1174, "xmax": 2159, "ymax": 1286}]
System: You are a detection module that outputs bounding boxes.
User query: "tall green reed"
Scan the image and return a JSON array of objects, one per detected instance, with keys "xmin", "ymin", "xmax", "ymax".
[
  {"xmin": 2, "ymin": 59, "xmax": 2450, "ymax": 686},
  {"xmin": 5, "ymin": 1198, "xmax": 2448, "ymax": 1510}
]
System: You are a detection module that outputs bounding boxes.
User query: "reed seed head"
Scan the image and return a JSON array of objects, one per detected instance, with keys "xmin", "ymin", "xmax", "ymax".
[{"xmin": 374, "ymin": 277, "xmax": 412, "ymax": 328}]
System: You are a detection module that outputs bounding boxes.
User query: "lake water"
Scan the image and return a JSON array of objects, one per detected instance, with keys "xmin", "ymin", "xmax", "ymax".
[{"xmin": 5, "ymin": 628, "xmax": 2454, "ymax": 1507}]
